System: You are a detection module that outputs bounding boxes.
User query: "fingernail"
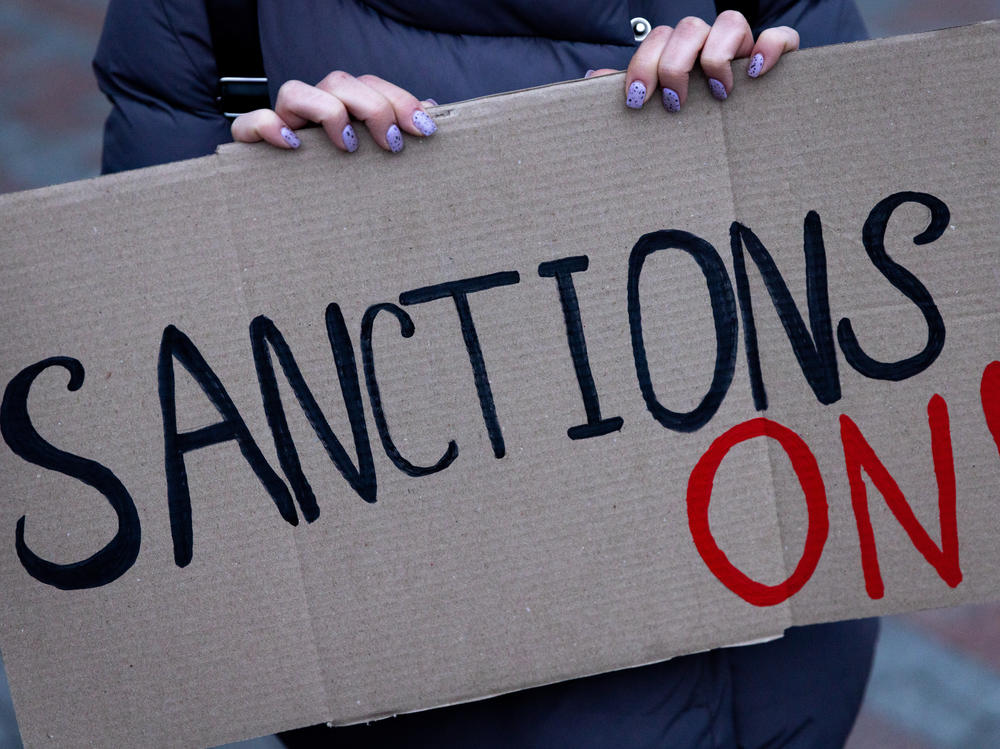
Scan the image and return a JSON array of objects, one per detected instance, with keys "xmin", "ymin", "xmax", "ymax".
[
  {"xmin": 708, "ymin": 78, "xmax": 728, "ymax": 101},
  {"xmin": 342, "ymin": 124, "xmax": 358, "ymax": 153},
  {"xmin": 585, "ymin": 69, "xmax": 596, "ymax": 78},
  {"xmin": 280, "ymin": 126, "xmax": 300, "ymax": 149},
  {"xmin": 387, "ymin": 124, "xmax": 404, "ymax": 153},
  {"xmin": 662, "ymin": 88, "xmax": 680, "ymax": 113},
  {"xmin": 626, "ymin": 80, "xmax": 646, "ymax": 108},
  {"xmin": 425, "ymin": 98, "xmax": 438, "ymax": 106},
  {"xmin": 412, "ymin": 110, "xmax": 437, "ymax": 136},
  {"xmin": 747, "ymin": 53, "xmax": 764, "ymax": 78}
]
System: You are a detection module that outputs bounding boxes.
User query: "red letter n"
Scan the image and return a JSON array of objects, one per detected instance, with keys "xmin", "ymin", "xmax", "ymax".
[{"xmin": 840, "ymin": 394, "xmax": 962, "ymax": 600}]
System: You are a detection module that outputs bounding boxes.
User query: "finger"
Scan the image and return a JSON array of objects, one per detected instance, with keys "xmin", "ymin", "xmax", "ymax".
[
  {"xmin": 585, "ymin": 68, "xmax": 617, "ymax": 78},
  {"xmin": 315, "ymin": 71, "xmax": 403, "ymax": 152},
  {"xmin": 274, "ymin": 79, "xmax": 359, "ymax": 152},
  {"xmin": 656, "ymin": 16, "xmax": 711, "ymax": 111},
  {"xmin": 624, "ymin": 24, "xmax": 672, "ymax": 108},
  {"xmin": 231, "ymin": 108, "xmax": 302, "ymax": 150},
  {"xmin": 747, "ymin": 26, "xmax": 800, "ymax": 78},
  {"xmin": 358, "ymin": 74, "xmax": 439, "ymax": 138},
  {"xmin": 699, "ymin": 10, "xmax": 754, "ymax": 99}
]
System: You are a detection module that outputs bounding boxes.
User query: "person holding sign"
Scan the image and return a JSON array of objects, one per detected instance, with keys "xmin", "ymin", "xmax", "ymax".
[
  {"xmin": 226, "ymin": 11, "xmax": 804, "ymax": 155},
  {"xmin": 93, "ymin": 1, "xmax": 877, "ymax": 746}
]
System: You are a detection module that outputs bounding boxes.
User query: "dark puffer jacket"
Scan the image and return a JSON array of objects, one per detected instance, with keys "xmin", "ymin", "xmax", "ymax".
[
  {"xmin": 94, "ymin": 0, "xmax": 867, "ymax": 174},
  {"xmin": 92, "ymin": 3, "xmax": 877, "ymax": 746}
]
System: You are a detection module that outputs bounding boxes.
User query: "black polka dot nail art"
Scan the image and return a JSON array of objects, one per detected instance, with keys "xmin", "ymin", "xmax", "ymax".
[
  {"xmin": 342, "ymin": 124, "xmax": 358, "ymax": 153},
  {"xmin": 280, "ymin": 126, "xmax": 300, "ymax": 149},
  {"xmin": 412, "ymin": 110, "xmax": 437, "ymax": 136},
  {"xmin": 626, "ymin": 80, "xmax": 646, "ymax": 109},
  {"xmin": 387, "ymin": 124, "xmax": 404, "ymax": 153},
  {"xmin": 708, "ymin": 78, "xmax": 728, "ymax": 101},
  {"xmin": 662, "ymin": 88, "xmax": 680, "ymax": 113}
]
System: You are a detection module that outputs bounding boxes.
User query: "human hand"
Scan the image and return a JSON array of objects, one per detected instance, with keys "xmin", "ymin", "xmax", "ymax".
[
  {"xmin": 589, "ymin": 12, "xmax": 799, "ymax": 112},
  {"xmin": 231, "ymin": 72, "xmax": 438, "ymax": 153}
]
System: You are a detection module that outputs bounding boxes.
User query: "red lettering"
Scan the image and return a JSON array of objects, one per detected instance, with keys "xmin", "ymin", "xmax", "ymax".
[
  {"xmin": 981, "ymin": 361, "xmax": 1000, "ymax": 457},
  {"xmin": 687, "ymin": 418, "xmax": 828, "ymax": 606},
  {"xmin": 840, "ymin": 394, "xmax": 961, "ymax": 600}
]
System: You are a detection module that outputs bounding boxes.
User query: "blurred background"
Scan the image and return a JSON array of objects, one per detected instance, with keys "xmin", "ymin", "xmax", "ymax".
[{"xmin": 1, "ymin": 1, "xmax": 1000, "ymax": 747}]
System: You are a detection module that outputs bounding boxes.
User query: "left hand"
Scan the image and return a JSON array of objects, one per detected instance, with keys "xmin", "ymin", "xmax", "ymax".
[{"xmin": 589, "ymin": 11, "xmax": 800, "ymax": 112}]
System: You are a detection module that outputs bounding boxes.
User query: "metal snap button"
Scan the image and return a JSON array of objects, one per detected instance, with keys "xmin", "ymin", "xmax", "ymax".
[{"xmin": 631, "ymin": 17, "xmax": 651, "ymax": 42}]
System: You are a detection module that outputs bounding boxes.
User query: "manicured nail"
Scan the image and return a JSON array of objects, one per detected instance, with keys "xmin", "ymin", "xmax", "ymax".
[
  {"xmin": 412, "ymin": 110, "xmax": 437, "ymax": 136},
  {"xmin": 585, "ymin": 69, "xmax": 596, "ymax": 78},
  {"xmin": 387, "ymin": 124, "xmax": 404, "ymax": 153},
  {"xmin": 626, "ymin": 80, "xmax": 646, "ymax": 109},
  {"xmin": 662, "ymin": 88, "xmax": 680, "ymax": 113},
  {"xmin": 424, "ymin": 98, "xmax": 438, "ymax": 106},
  {"xmin": 708, "ymin": 78, "xmax": 728, "ymax": 101},
  {"xmin": 342, "ymin": 124, "xmax": 358, "ymax": 153},
  {"xmin": 747, "ymin": 53, "xmax": 764, "ymax": 78},
  {"xmin": 280, "ymin": 126, "xmax": 300, "ymax": 149}
]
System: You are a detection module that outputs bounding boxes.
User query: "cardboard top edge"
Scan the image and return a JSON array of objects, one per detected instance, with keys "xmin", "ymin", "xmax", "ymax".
[
  {"xmin": 0, "ymin": 152, "xmax": 215, "ymax": 209},
  {"xmin": 221, "ymin": 20, "xmax": 1000, "ymax": 161},
  {"xmin": 3, "ymin": 20, "xmax": 995, "ymax": 202}
]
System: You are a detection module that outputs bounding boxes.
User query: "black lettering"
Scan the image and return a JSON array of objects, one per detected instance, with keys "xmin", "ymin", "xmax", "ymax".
[
  {"xmin": 0, "ymin": 358, "xmax": 140, "ymax": 589},
  {"xmin": 628, "ymin": 230, "xmax": 737, "ymax": 432},
  {"xmin": 250, "ymin": 308, "xmax": 377, "ymax": 520},
  {"xmin": 730, "ymin": 213, "xmax": 840, "ymax": 410},
  {"xmin": 838, "ymin": 191, "xmax": 949, "ymax": 380},
  {"xmin": 159, "ymin": 325, "xmax": 294, "ymax": 568},
  {"xmin": 537, "ymin": 256, "xmax": 623, "ymax": 439},
  {"xmin": 400, "ymin": 271, "xmax": 520, "ymax": 458},
  {"xmin": 360, "ymin": 303, "xmax": 458, "ymax": 476}
]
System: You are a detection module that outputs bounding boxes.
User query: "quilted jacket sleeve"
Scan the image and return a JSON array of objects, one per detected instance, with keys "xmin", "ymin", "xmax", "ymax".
[{"xmin": 93, "ymin": 0, "xmax": 233, "ymax": 174}]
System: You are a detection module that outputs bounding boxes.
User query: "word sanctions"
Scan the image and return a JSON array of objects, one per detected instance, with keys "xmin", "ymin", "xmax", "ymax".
[{"xmin": 2, "ymin": 192, "xmax": 990, "ymax": 606}]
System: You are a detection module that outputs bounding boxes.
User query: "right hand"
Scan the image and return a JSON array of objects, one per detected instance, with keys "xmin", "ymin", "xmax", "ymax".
[
  {"xmin": 589, "ymin": 12, "xmax": 799, "ymax": 111},
  {"xmin": 231, "ymin": 71, "xmax": 438, "ymax": 154}
]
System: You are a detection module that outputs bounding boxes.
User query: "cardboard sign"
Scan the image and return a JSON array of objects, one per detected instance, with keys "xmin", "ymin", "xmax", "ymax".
[{"xmin": 1, "ymin": 22, "xmax": 998, "ymax": 747}]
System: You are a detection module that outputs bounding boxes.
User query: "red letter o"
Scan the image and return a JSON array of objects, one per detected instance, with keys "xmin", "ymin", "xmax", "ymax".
[{"xmin": 687, "ymin": 418, "xmax": 828, "ymax": 606}]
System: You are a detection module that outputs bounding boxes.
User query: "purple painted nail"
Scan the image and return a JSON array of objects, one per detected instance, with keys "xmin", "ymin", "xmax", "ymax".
[
  {"xmin": 412, "ymin": 110, "xmax": 437, "ymax": 136},
  {"xmin": 342, "ymin": 124, "xmax": 358, "ymax": 153},
  {"xmin": 424, "ymin": 98, "xmax": 438, "ymax": 107},
  {"xmin": 708, "ymin": 78, "xmax": 728, "ymax": 101},
  {"xmin": 748, "ymin": 53, "xmax": 764, "ymax": 78},
  {"xmin": 662, "ymin": 88, "xmax": 680, "ymax": 113},
  {"xmin": 386, "ymin": 124, "xmax": 404, "ymax": 153},
  {"xmin": 280, "ymin": 126, "xmax": 300, "ymax": 149},
  {"xmin": 626, "ymin": 80, "xmax": 646, "ymax": 109},
  {"xmin": 585, "ymin": 69, "xmax": 596, "ymax": 78}
]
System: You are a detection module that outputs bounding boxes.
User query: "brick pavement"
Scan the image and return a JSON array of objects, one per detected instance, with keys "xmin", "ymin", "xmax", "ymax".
[{"xmin": 2, "ymin": 1, "xmax": 1000, "ymax": 746}]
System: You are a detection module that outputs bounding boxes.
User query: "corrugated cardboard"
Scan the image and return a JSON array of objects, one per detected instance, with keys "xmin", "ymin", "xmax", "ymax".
[{"xmin": 1, "ymin": 21, "xmax": 998, "ymax": 747}]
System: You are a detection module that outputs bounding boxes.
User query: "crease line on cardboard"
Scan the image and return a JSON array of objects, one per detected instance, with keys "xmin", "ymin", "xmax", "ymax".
[
  {"xmin": 210, "ymin": 153, "xmax": 334, "ymax": 727},
  {"xmin": 717, "ymin": 82, "xmax": 796, "ymax": 633}
]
